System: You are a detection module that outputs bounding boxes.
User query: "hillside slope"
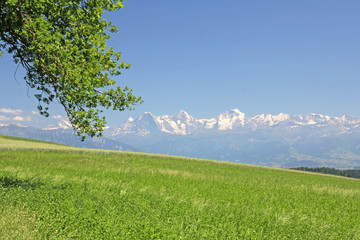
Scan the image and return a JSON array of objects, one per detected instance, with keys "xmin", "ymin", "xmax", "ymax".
[{"xmin": 1, "ymin": 136, "xmax": 359, "ymax": 239}]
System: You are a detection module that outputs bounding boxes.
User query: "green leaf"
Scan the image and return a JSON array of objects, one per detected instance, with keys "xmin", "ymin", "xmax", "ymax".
[{"xmin": 0, "ymin": 0, "xmax": 142, "ymax": 140}]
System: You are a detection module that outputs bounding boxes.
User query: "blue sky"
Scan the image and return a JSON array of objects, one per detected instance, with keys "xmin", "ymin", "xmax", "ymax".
[{"xmin": 1, "ymin": 0, "xmax": 360, "ymax": 128}]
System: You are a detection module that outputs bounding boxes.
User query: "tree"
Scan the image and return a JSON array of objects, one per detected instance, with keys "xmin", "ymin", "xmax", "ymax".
[{"xmin": 0, "ymin": 0, "xmax": 142, "ymax": 140}]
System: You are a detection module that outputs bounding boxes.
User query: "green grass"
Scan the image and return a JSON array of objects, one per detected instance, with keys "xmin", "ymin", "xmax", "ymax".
[
  {"xmin": 0, "ymin": 135, "xmax": 76, "ymax": 151},
  {"xmin": 1, "ymin": 136, "xmax": 360, "ymax": 239}
]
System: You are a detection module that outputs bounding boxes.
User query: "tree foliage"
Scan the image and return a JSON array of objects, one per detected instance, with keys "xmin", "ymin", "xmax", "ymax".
[{"xmin": 0, "ymin": 0, "xmax": 142, "ymax": 140}]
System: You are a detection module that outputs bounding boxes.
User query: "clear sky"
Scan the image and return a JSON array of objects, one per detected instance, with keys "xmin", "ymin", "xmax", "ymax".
[{"xmin": 1, "ymin": 0, "xmax": 360, "ymax": 128}]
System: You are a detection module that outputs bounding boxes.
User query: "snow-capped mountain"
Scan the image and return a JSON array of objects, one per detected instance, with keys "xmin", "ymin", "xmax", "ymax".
[
  {"xmin": 42, "ymin": 119, "xmax": 73, "ymax": 130},
  {"xmin": 102, "ymin": 109, "xmax": 360, "ymax": 169},
  {"xmin": 216, "ymin": 109, "xmax": 246, "ymax": 130},
  {"xmin": 109, "ymin": 109, "xmax": 247, "ymax": 136},
  {"xmin": 107, "ymin": 109, "xmax": 360, "ymax": 137},
  {"xmin": 110, "ymin": 110, "xmax": 202, "ymax": 137}
]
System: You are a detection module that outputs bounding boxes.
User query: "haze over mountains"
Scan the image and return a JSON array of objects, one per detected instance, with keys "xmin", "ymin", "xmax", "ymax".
[{"xmin": 2, "ymin": 109, "xmax": 360, "ymax": 169}]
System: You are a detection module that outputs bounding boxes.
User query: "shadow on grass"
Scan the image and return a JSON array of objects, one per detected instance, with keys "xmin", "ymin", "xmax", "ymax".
[{"xmin": 0, "ymin": 176, "xmax": 45, "ymax": 189}]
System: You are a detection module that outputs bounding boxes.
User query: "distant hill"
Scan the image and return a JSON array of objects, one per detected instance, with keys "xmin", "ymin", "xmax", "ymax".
[
  {"xmin": 0, "ymin": 124, "xmax": 137, "ymax": 152},
  {"xmin": 291, "ymin": 167, "xmax": 360, "ymax": 179}
]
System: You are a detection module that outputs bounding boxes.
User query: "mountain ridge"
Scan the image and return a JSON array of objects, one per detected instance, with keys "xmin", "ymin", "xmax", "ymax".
[
  {"xmin": 102, "ymin": 109, "xmax": 360, "ymax": 169},
  {"xmin": 106, "ymin": 109, "xmax": 360, "ymax": 137}
]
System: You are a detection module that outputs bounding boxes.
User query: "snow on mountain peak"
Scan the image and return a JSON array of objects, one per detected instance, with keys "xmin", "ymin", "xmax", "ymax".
[
  {"xmin": 251, "ymin": 113, "xmax": 292, "ymax": 127},
  {"xmin": 217, "ymin": 109, "xmax": 246, "ymax": 130},
  {"xmin": 110, "ymin": 110, "xmax": 360, "ymax": 136},
  {"xmin": 156, "ymin": 110, "xmax": 196, "ymax": 135},
  {"xmin": 43, "ymin": 119, "xmax": 72, "ymax": 130},
  {"xmin": 276, "ymin": 113, "xmax": 290, "ymax": 121},
  {"xmin": 141, "ymin": 112, "xmax": 156, "ymax": 118},
  {"xmin": 175, "ymin": 110, "xmax": 192, "ymax": 121},
  {"xmin": 230, "ymin": 109, "xmax": 244, "ymax": 115},
  {"xmin": 178, "ymin": 110, "xmax": 188, "ymax": 115},
  {"xmin": 139, "ymin": 112, "xmax": 156, "ymax": 121}
]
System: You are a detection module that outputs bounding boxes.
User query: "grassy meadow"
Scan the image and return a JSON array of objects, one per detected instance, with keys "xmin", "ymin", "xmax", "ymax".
[{"xmin": 1, "ymin": 135, "xmax": 360, "ymax": 239}]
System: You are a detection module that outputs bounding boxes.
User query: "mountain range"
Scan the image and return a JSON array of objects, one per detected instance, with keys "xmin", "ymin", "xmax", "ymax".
[
  {"xmin": 107, "ymin": 109, "xmax": 359, "ymax": 136},
  {"xmin": 104, "ymin": 109, "xmax": 360, "ymax": 169},
  {"xmin": 2, "ymin": 109, "xmax": 360, "ymax": 169}
]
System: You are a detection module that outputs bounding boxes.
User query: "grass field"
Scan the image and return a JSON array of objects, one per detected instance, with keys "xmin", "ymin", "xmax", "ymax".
[{"xmin": 1, "ymin": 135, "xmax": 360, "ymax": 239}]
